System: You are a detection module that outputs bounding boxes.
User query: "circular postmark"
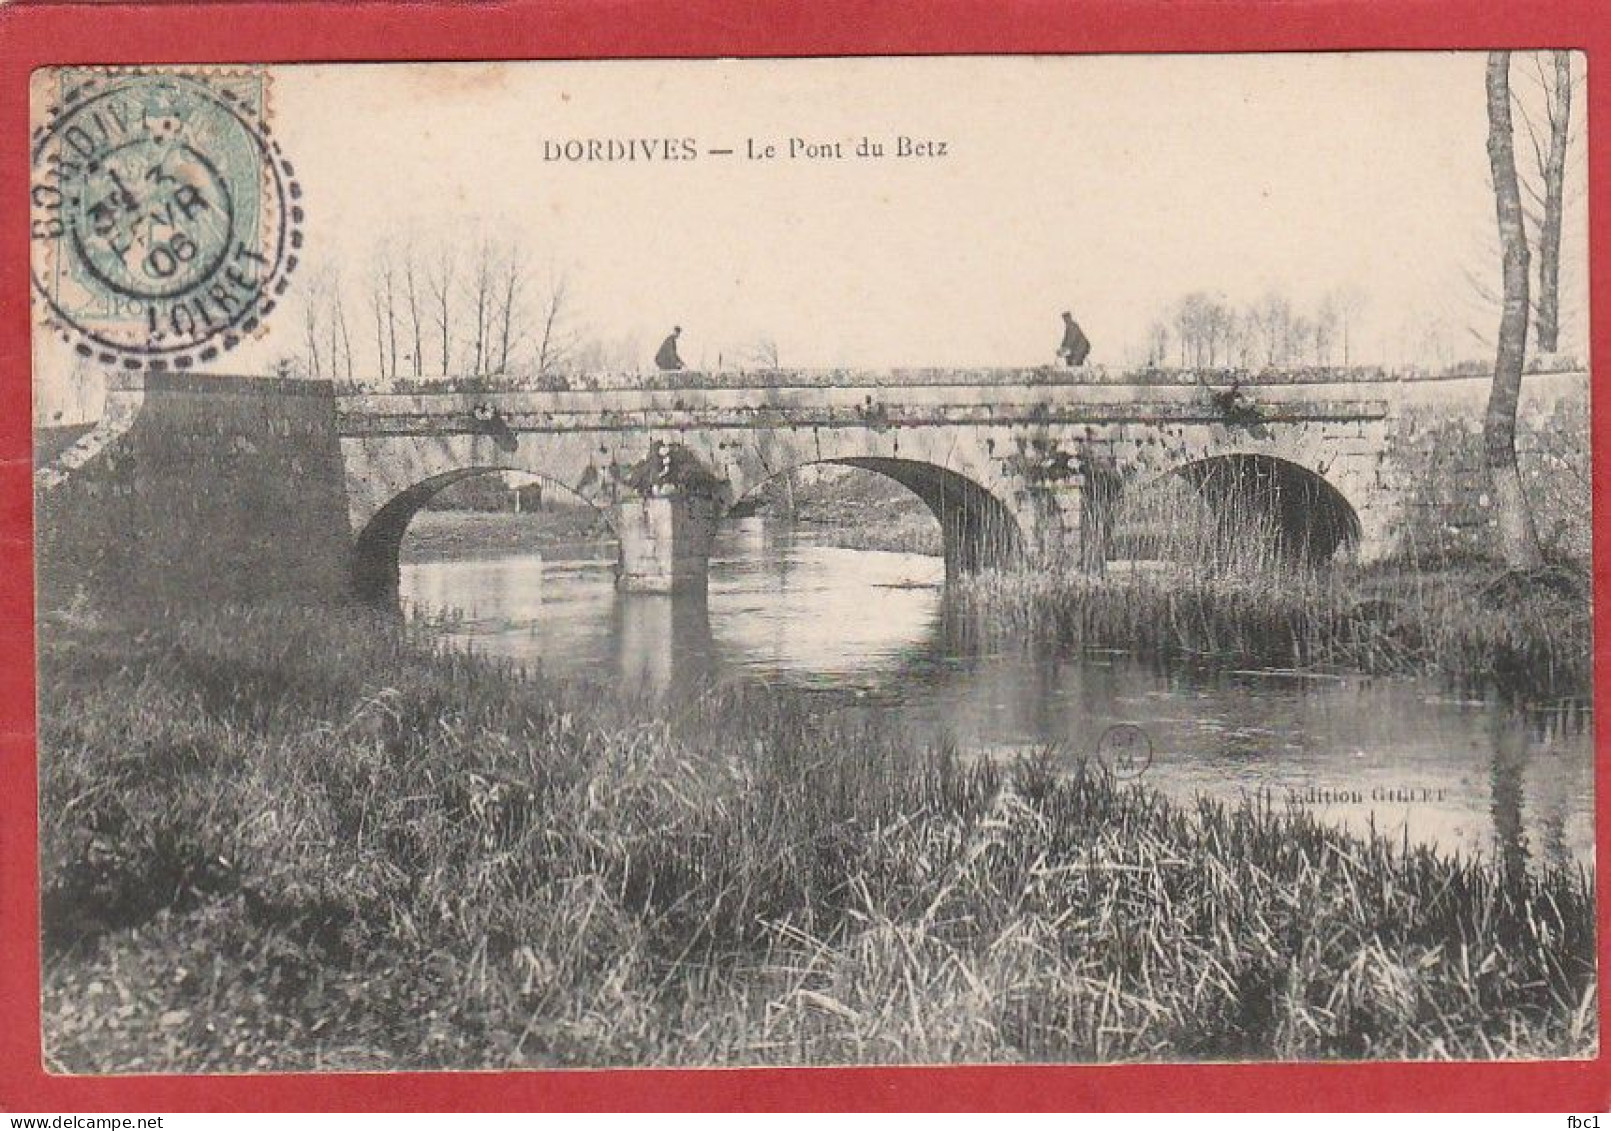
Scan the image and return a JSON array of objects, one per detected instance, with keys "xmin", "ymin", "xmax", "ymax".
[
  {"xmin": 1096, "ymin": 723, "xmax": 1154, "ymax": 780},
  {"xmin": 29, "ymin": 68, "xmax": 301, "ymax": 370}
]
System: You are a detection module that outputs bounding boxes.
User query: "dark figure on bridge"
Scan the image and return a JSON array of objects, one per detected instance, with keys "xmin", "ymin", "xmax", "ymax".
[
  {"xmin": 1195, "ymin": 373, "xmax": 1271, "ymax": 438},
  {"xmin": 470, "ymin": 402, "xmax": 519, "ymax": 452},
  {"xmin": 655, "ymin": 327, "xmax": 686, "ymax": 371},
  {"xmin": 1057, "ymin": 312, "xmax": 1091, "ymax": 367}
]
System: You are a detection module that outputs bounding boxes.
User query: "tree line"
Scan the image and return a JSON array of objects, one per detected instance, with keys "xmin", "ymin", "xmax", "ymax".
[
  {"xmin": 1143, "ymin": 287, "xmax": 1368, "ymax": 370},
  {"xmin": 289, "ymin": 233, "xmax": 637, "ymax": 385}
]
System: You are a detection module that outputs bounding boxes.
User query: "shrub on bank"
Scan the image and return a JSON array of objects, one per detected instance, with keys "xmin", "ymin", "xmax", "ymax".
[{"xmin": 38, "ymin": 603, "xmax": 1596, "ymax": 1070}]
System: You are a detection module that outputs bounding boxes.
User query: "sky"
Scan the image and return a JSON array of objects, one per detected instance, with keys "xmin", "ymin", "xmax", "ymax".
[{"xmin": 33, "ymin": 52, "xmax": 1589, "ymax": 418}]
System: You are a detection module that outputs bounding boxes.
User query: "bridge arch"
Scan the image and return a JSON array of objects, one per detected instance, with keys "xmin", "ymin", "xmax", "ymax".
[
  {"xmin": 352, "ymin": 466, "xmax": 614, "ymax": 605},
  {"xmin": 728, "ymin": 456, "xmax": 1024, "ymax": 576},
  {"xmin": 1115, "ymin": 452, "xmax": 1361, "ymax": 567}
]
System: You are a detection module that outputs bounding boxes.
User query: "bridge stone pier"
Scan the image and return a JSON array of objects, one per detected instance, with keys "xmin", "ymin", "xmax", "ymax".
[{"xmin": 35, "ymin": 367, "xmax": 1588, "ymax": 607}]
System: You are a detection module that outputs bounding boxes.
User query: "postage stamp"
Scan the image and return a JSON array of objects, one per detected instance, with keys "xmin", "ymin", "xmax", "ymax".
[{"xmin": 28, "ymin": 67, "xmax": 301, "ymax": 370}]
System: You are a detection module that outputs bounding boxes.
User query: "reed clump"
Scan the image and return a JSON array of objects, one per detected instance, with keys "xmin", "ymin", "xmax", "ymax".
[
  {"xmin": 39, "ymin": 602, "xmax": 1595, "ymax": 1071},
  {"xmin": 958, "ymin": 473, "xmax": 1592, "ymax": 705},
  {"xmin": 950, "ymin": 560, "xmax": 1589, "ymax": 706}
]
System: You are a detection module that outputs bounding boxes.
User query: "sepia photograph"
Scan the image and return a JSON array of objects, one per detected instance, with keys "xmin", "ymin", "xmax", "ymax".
[{"xmin": 28, "ymin": 51, "xmax": 1595, "ymax": 1075}]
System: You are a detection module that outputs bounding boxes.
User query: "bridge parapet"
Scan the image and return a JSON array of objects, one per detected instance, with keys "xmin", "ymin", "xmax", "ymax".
[
  {"xmin": 335, "ymin": 395, "xmax": 1392, "ymax": 437},
  {"xmin": 334, "ymin": 375, "xmax": 1401, "ymax": 427},
  {"xmin": 327, "ymin": 359, "xmax": 1587, "ymax": 394}
]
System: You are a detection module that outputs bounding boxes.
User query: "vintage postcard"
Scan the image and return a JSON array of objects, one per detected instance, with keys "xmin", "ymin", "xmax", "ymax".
[{"xmin": 22, "ymin": 47, "xmax": 1598, "ymax": 1086}]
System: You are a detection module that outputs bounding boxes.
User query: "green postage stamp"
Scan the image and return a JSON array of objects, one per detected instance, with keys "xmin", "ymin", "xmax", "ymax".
[{"xmin": 29, "ymin": 67, "xmax": 301, "ymax": 370}]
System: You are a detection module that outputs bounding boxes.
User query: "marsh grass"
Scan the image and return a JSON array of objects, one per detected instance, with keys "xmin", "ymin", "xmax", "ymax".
[
  {"xmin": 962, "ymin": 472, "xmax": 1594, "ymax": 705},
  {"xmin": 1108, "ymin": 471, "xmax": 1298, "ymax": 575},
  {"xmin": 952, "ymin": 560, "xmax": 1590, "ymax": 706},
  {"xmin": 39, "ymin": 602, "xmax": 1596, "ymax": 1071}
]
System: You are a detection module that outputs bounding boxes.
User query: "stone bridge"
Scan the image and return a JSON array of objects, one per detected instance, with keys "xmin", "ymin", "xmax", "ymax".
[{"xmin": 34, "ymin": 367, "xmax": 1588, "ymax": 605}]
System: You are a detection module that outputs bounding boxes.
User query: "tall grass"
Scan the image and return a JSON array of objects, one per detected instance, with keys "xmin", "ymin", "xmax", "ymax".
[
  {"xmin": 39, "ymin": 602, "xmax": 1595, "ymax": 1071},
  {"xmin": 951, "ymin": 561, "xmax": 1590, "ymax": 706},
  {"xmin": 968, "ymin": 472, "xmax": 1593, "ymax": 705}
]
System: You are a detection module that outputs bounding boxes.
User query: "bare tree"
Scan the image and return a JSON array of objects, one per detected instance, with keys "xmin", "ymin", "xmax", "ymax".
[
  {"xmin": 402, "ymin": 250, "xmax": 424, "ymax": 379},
  {"xmin": 1524, "ymin": 51, "xmax": 1572, "ymax": 353},
  {"xmin": 370, "ymin": 290, "xmax": 386, "ymax": 380},
  {"xmin": 1174, "ymin": 292, "xmax": 1232, "ymax": 367},
  {"xmin": 1460, "ymin": 52, "xmax": 1584, "ymax": 363},
  {"xmin": 302, "ymin": 288, "xmax": 323, "ymax": 380},
  {"xmin": 1325, "ymin": 285, "xmax": 1367, "ymax": 366},
  {"xmin": 1254, "ymin": 292, "xmax": 1293, "ymax": 367},
  {"xmin": 384, "ymin": 257, "xmax": 399, "ymax": 378},
  {"xmin": 744, "ymin": 336, "xmax": 782, "ymax": 369},
  {"xmin": 1235, "ymin": 310, "xmax": 1261, "ymax": 368},
  {"xmin": 1147, "ymin": 287, "xmax": 1372, "ymax": 370},
  {"xmin": 496, "ymin": 252, "xmax": 525, "ymax": 375},
  {"xmin": 1203, "ymin": 300, "xmax": 1237, "ymax": 367},
  {"xmin": 327, "ymin": 285, "xmax": 340, "ymax": 382},
  {"xmin": 302, "ymin": 230, "xmax": 604, "ymax": 388},
  {"xmin": 1483, "ymin": 51, "xmax": 1543, "ymax": 568},
  {"xmin": 1173, "ymin": 295, "xmax": 1201, "ymax": 366},
  {"xmin": 426, "ymin": 244, "xmax": 455, "ymax": 376},
  {"xmin": 466, "ymin": 239, "xmax": 495, "ymax": 376},
  {"xmin": 1287, "ymin": 314, "xmax": 1313, "ymax": 366},
  {"xmin": 1314, "ymin": 296, "xmax": 1339, "ymax": 365},
  {"xmin": 368, "ymin": 250, "xmax": 397, "ymax": 382},
  {"xmin": 536, "ymin": 273, "xmax": 579, "ymax": 377},
  {"xmin": 331, "ymin": 279, "xmax": 355, "ymax": 381},
  {"xmin": 1144, "ymin": 321, "xmax": 1170, "ymax": 368}
]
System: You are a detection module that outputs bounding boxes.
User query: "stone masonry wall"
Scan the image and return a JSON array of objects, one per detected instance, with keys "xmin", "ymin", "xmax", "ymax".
[
  {"xmin": 1382, "ymin": 372, "xmax": 1590, "ymax": 562},
  {"xmin": 35, "ymin": 373, "xmax": 352, "ymax": 607},
  {"xmin": 615, "ymin": 494, "xmax": 719, "ymax": 592}
]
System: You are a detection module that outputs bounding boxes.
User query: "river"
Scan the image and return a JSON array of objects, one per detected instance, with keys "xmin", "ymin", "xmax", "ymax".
[{"xmin": 401, "ymin": 516, "xmax": 1594, "ymax": 875}]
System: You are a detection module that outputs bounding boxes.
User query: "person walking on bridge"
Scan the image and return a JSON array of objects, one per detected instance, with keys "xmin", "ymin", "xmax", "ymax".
[
  {"xmin": 1057, "ymin": 311, "xmax": 1091, "ymax": 367},
  {"xmin": 655, "ymin": 326, "xmax": 687, "ymax": 371}
]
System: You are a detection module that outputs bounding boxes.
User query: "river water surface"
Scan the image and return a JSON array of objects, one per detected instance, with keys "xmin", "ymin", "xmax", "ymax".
[{"xmin": 401, "ymin": 518, "xmax": 1594, "ymax": 874}]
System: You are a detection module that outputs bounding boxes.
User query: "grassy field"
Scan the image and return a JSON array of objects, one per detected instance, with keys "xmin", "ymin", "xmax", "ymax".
[{"xmin": 39, "ymin": 600, "xmax": 1596, "ymax": 1071}]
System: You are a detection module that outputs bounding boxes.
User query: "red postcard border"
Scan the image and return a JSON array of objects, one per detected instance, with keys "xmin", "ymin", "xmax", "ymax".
[{"xmin": 0, "ymin": 0, "xmax": 1606, "ymax": 1113}]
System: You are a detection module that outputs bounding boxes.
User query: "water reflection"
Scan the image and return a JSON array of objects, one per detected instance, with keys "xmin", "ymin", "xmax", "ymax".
[
  {"xmin": 400, "ymin": 522, "xmax": 1594, "ymax": 873},
  {"xmin": 613, "ymin": 591, "xmax": 715, "ymax": 696}
]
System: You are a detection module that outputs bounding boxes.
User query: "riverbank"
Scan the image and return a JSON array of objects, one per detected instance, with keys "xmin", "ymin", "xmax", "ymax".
[
  {"xmin": 796, "ymin": 508, "xmax": 942, "ymax": 556},
  {"xmin": 403, "ymin": 506, "xmax": 943, "ymax": 561},
  {"xmin": 403, "ymin": 507, "xmax": 612, "ymax": 560},
  {"xmin": 39, "ymin": 601, "xmax": 1596, "ymax": 1070},
  {"xmin": 746, "ymin": 466, "xmax": 945, "ymax": 557}
]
